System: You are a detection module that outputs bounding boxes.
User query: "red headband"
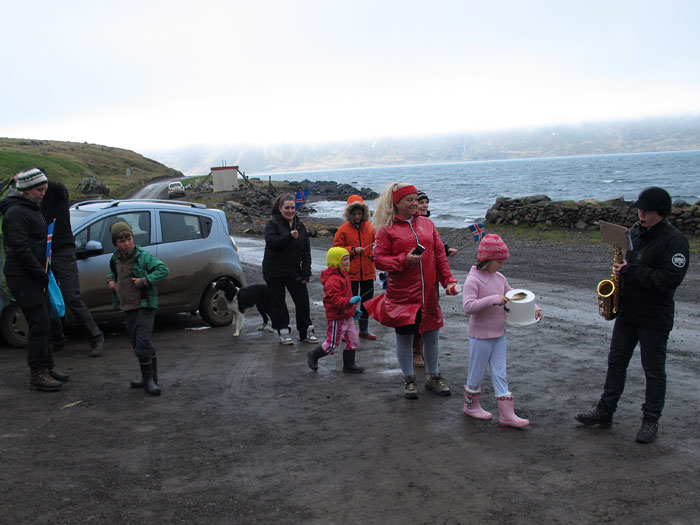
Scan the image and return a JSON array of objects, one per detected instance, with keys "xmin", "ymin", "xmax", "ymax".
[{"xmin": 392, "ymin": 185, "xmax": 418, "ymax": 204}]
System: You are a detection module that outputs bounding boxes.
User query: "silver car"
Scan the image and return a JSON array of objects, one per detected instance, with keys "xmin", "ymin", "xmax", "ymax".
[
  {"xmin": 0, "ymin": 199, "xmax": 245, "ymax": 346},
  {"xmin": 167, "ymin": 181, "xmax": 186, "ymax": 198}
]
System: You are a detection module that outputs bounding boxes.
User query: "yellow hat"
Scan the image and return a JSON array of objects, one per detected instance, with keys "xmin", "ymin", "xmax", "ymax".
[{"xmin": 326, "ymin": 247, "xmax": 350, "ymax": 269}]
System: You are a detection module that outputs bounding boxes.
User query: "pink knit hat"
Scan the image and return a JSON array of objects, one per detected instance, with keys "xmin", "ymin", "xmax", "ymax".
[{"xmin": 477, "ymin": 234, "xmax": 509, "ymax": 261}]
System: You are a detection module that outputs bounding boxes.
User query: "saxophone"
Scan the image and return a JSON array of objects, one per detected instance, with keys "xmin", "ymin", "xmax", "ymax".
[
  {"xmin": 596, "ymin": 221, "xmax": 638, "ymax": 320},
  {"xmin": 597, "ymin": 245, "xmax": 623, "ymax": 320}
]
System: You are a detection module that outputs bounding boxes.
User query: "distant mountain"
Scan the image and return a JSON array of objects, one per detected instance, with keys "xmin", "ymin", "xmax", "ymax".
[{"xmin": 144, "ymin": 114, "xmax": 700, "ymax": 177}]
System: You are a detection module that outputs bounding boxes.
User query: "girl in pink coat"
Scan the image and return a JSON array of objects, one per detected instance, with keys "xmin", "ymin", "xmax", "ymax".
[{"xmin": 462, "ymin": 234, "xmax": 542, "ymax": 427}]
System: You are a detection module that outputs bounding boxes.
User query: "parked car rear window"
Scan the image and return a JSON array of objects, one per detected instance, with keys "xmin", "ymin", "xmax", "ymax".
[{"xmin": 160, "ymin": 212, "xmax": 212, "ymax": 243}]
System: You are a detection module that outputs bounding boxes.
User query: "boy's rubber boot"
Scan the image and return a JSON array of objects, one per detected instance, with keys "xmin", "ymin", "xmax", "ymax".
[
  {"xmin": 497, "ymin": 395, "xmax": 529, "ymax": 427},
  {"xmin": 463, "ymin": 387, "xmax": 492, "ymax": 420},
  {"xmin": 342, "ymin": 350, "xmax": 364, "ymax": 373},
  {"xmin": 131, "ymin": 356, "xmax": 157, "ymax": 388},
  {"xmin": 358, "ymin": 319, "xmax": 376, "ymax": 340},
  {"xmin": 306, "ymin": 345, "xmax": 326, "ymax": 371},
  {"xmin": 138, "ymin": 358, "xmax": 161, "ymax": 396}
]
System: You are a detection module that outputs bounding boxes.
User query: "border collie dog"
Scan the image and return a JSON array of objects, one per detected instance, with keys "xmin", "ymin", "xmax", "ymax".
[{"xmin": 213, "ymin": 278, "xmax": 273, "ymax": 336}]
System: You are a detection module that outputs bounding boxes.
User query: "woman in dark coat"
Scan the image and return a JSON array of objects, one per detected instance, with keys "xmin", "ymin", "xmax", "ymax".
[
  {"xmin": 262, "ymin": 193, "xmax": 318, "ymax": 345},
  {"xmin": 0, "ymin": 168, "xmax": 67, "ymax": 391}
]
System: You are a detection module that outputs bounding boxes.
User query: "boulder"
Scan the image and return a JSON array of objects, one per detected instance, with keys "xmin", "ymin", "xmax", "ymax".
[{"xmin": 77, "ymin": 175, "xmax": 109, "ymax": 196}]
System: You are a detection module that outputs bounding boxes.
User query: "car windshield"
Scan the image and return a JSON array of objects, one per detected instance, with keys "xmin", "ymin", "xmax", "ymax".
[{"xmin": 69, "ymin": 208, "xmax": 98, "ymax": 229}]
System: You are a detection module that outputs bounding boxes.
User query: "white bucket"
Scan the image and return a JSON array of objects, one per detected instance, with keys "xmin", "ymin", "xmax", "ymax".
[{"xmin": 505, "ymin": 289, "xmax": 538, "ymax": 327}]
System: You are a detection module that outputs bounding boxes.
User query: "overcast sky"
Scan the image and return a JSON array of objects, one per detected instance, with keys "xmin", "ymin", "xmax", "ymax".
[{"xmin": 2, "ymin": 0, "xmax": 699, "ymax": 152}]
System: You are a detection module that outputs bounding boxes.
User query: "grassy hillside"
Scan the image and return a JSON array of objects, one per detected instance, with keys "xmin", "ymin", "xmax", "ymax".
[{"xmin": 0, "ymin": 138, "xmax": 183, "ymax": 199}]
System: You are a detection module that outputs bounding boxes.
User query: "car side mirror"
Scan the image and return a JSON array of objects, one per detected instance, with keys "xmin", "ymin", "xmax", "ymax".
[{"xmin": 76, "ymin": 240, "xmax": 104, "ymax": 259}]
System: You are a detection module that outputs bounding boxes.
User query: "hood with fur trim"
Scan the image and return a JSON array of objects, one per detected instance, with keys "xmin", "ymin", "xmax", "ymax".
[{"xmin": 344, "ymin": 195, "xmax": 370, "ymax": 222}]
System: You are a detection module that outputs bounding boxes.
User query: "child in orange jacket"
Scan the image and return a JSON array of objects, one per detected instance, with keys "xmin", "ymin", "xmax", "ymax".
[{"xmin": 333, "ymin": 195, "xmax": 377, "ymax": 339}]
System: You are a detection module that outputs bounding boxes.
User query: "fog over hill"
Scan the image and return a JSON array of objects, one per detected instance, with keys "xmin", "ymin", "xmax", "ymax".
[{"xmin": 144, "ymin": 115, "xmax": 700, "ymax": 177}]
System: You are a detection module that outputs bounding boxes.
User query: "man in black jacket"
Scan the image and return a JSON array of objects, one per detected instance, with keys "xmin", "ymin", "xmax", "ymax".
[
  {"xmin": 575, "ymin": 187, "xmax": 690, "ymax": 444},
  {"xmin": 41, "ymin": 180, "xmax": 104, "ymax": 356}
]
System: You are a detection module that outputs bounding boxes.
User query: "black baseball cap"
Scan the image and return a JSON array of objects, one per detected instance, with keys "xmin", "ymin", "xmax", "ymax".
[{"xmin": 634, "ymin": 187, "xmax": 671, "ymax": 216}]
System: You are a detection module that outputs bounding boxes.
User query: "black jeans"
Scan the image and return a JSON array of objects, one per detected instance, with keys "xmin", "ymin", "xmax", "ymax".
[
  {"xmin": 6, "ymin": 273, "xmax": 54, "ymax": 370},
  {"xmin": 601, "ymin": 316, "xmax": 669, "ymax": 418},
  {"xmin": 265, "ymin": 277, "xmax": 312, "ymax": 337},
  {"xmin": 124, "ymin": 308, "xmax": 156, "ymax": 360},
  {"xmin": 50, "ymin": 246, "xmax": 103, "ymax": 344},
  {"xmin": 351, "ymin": 279, "xmax": 374, "ymax": 320}
]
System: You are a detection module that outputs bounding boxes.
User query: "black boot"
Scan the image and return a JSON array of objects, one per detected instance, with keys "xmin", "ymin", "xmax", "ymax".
[
  {"xmin": 306, "ymin": 345, "xmax": 326, "ymax": 371},
  {"xmin": 131, "ymin": 356, "xmax": 158, "ymax": 388},
  {"xmin": 635, "ymin": 415, "xmax": 659, "ymax": 444},
  {"xmin": 342, "ymin": 350, "xmax": 364, "ymax": 373},
  {"xmin": 575, "ymin": 400, "xmax": 613, "ymax": 428},
  {"xmin": 28, "ymin": 368, "xmax": 62, "ymax": 392},
  {"xmin": 138, "ymin": 358, "xmax": 161, "ymax": 396}
]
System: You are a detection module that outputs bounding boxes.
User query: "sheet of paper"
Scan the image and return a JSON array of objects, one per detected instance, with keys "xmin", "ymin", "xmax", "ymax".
[{"xmin": 599, "ymin": 221, "xmax": 630, "ymax": 249}]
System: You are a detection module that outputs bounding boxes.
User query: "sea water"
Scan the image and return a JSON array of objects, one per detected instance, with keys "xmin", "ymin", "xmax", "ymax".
[{"xmin": 261, "ymin": 150, "xmax": 700, "ymax": 228}]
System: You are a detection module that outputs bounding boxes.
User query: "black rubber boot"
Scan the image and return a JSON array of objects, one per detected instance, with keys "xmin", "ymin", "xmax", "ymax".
[
  {"xmin": 635, "ymin": 415, "xmax": 659, "ymax": 444},
  {"xmin": 138, "ymin": 358, "xmax": 161, "ymax": 396},
  {"xmin": 342, "ymin": 350, "xmax": 364, "ymax": 373},
  {"xmin": 575, "ymin": 400, "xmax": 613, "ymax": 428},
  {"xmin": 131, "ymin": 356, "xmax": 158, "ymax": 388},
  {"xmin": 306, "ymin": 345, "xmax": 326, "ymax": 371}
]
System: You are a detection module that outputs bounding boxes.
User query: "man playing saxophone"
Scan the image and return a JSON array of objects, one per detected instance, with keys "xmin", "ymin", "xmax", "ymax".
[{"xmin": 576, "ymin": 187, "xmax": 690, "ymax": 444}]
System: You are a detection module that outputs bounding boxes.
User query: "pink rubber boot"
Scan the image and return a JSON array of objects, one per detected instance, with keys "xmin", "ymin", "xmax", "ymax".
[
  {"xmin": 497, "ymin": 395, "xmax": 529, "ymax": 428},
  {"xmin": 463, "ymin": 387, "xmax": 492, "ymax": 420}
]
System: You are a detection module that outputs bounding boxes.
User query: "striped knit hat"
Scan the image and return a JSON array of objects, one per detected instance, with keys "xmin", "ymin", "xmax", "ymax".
[
  {"xmin": 477, "ymin": 234, "xmax": 509, "ymax": 262},
  {"xmin": 16, "ymin": 168, "xmax": 48, "ymax": 190}
]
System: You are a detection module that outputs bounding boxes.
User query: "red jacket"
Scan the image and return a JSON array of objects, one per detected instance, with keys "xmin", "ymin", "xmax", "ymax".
[
  {"xmin": 320, "ymin": 267, "xmax": 357, "ymax": 321},
  {"xmin": 333, "ymin": 220, "xmax": 376, "ymax": 282},
  {"xmin": 364, "ymin": 214, "xmax": 456, "ymax": 332}
]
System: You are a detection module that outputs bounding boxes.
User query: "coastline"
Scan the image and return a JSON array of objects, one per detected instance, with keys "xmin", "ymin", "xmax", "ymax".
[{"xmin": 240, "ymin": 223, "xmax": 700, "ymax": 305}]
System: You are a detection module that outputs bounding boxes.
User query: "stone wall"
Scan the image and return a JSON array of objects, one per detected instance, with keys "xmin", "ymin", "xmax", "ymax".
[{"xmin": 485, "ymin": 195, "xmax": 700, "ymax": 236}]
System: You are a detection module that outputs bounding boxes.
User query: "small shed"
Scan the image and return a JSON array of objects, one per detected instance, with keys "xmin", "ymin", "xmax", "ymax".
[{"xmin": 211, "ymin": 166, "xmax": 239, "ymax": 192}]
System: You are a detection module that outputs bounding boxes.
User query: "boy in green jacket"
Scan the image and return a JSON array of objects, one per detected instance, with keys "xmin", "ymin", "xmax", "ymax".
[{"xmin": 106, "ymin": 221, "xmax": 169, "ymax": 396}]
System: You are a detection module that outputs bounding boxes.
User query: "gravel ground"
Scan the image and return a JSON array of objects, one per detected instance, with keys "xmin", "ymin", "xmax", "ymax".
[{"xmin": 0, "ymin": 227, "xmax": 698, "ymax": 524}]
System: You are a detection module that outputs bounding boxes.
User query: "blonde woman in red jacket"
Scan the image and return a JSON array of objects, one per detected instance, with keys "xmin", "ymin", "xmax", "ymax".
[
  {"xmin": 364, "ymin": 183, "xmax": 459, "ymax": 400},
  {"xmin": 333, "ymin": 195, "xmax": 377, "ymax": 339}
]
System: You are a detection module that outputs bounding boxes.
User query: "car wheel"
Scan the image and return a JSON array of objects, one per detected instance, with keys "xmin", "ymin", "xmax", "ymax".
[
  {"xmin": 0, "ymin": 303, "xmax": 29, "ymax": 347},
  {"xmin": 199, "ymin": 285, "xmax": 233, "ymax": 327}
]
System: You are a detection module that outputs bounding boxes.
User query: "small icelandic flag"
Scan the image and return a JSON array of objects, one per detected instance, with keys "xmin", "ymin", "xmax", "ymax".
[
  {"xmin": 46, "ymin": 219, "xmax": 56, "ymax": 266},
  {"xmin": 468, "ymin": 221, "xmax": 486, "ymax": 242},
  {"xmin": 295, "ymin": 189, "xmax": 310, "ymax": 208}
]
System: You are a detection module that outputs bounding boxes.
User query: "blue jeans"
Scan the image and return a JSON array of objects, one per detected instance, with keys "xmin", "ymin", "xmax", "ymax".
[{"xmin": 601, "ymin": 316, "xmax": 669, "ymax": 418}]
